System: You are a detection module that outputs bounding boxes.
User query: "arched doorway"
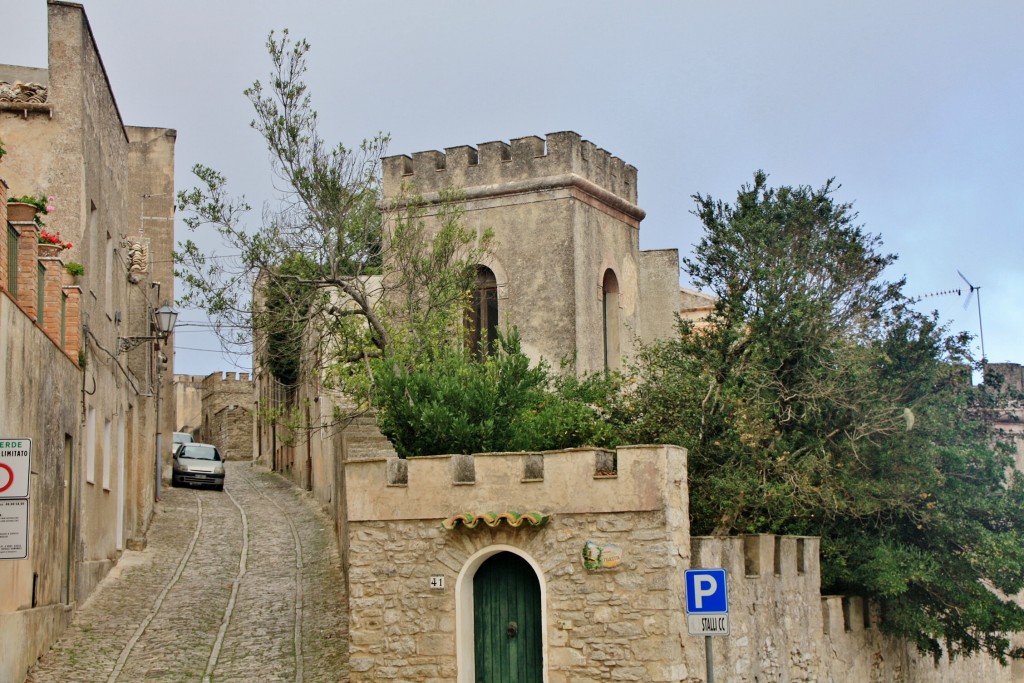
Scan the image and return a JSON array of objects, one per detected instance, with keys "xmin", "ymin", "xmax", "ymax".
[{"xmin": 472, "ymin": 552, "xmax": 543, "ymax": 682}]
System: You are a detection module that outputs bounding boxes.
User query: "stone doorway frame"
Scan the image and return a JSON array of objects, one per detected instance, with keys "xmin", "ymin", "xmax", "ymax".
[{"xmin": 455, "ymin": 544, "xmax": 549, "ymax": 683}]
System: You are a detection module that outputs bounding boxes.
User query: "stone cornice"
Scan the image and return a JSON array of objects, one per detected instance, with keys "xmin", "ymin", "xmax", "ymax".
[{"xmin": 385, "ymin": 173, "xmax": 646, "ymax": 226}]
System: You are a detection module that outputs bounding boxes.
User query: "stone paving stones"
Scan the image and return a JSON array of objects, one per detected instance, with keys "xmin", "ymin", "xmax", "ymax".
[{"xmin": 26, "ymin": 463, "xmax": 349, "ymax": 682}]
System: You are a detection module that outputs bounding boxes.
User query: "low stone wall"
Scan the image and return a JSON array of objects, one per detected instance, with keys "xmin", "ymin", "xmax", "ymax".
[
  {"xmin": 0, "ymin": 603, "xmax": 73, "ymax": 683},
  {"xmin": 688, "ymin": 535, "xmax": 1023, "ymax": 682},
  {"xmin": 345, "ymin": 446, "xmax": 1023, "ymax": 682}
]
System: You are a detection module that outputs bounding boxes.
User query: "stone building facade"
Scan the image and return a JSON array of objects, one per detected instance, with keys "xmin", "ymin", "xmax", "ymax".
[
  {"xmin": 381, "ymin": 131, "xmax": 683, "ymax": 375},
  {"xmin": 0, "ymin": 3, "xmax": 176, "ymax": 680}
]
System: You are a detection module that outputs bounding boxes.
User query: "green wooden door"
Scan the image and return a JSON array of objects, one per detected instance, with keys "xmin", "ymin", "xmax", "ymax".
[{"xmin": 474, "ymin": 552, "xmax": 543, "ymax": 682}]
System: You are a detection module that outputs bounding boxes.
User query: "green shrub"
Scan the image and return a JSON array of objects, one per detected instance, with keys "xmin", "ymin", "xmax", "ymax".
[{"xmin": 371, "ymin": 330, "xmax": 620, "ymax": 457}]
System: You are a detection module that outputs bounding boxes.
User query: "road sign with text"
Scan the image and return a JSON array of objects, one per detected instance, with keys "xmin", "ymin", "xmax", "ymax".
[
  {"xmin": 685, "ymin": 568, "xmax": 730, "ymax": 636},
  {"xmin": 0, "ymin": 439, "xmax": 31, "ymax": 499}
]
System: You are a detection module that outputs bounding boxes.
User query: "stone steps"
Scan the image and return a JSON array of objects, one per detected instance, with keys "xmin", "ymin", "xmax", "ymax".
[{"xmin": 341, "ymin": 410, "xmax": 398, "ymax": 461}]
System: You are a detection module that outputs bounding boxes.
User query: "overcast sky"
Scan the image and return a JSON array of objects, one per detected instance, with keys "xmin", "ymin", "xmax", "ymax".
[{"xmin": 4, "ymin": 1, "xmax": 1022, "ymax": 377}]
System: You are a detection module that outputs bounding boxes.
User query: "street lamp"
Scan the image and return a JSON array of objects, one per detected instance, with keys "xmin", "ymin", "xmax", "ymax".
[
  {"xmin": 153, "ymin": 304, "xmax": 178, "ymax": 337},
  {"xmin": 117, "ymin": 303, "xmax": 179, "ymax": 352}
]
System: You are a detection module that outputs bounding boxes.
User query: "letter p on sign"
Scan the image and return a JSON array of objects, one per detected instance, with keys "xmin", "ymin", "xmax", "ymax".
[{"xmin": 685, "ymin": 568, "xmax": 728, "ymax": 614}]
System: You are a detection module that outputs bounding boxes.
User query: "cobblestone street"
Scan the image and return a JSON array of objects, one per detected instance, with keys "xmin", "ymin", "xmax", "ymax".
[{"xmin": 26, "ymin": 463, "xmax": 349, "ymax": 683}]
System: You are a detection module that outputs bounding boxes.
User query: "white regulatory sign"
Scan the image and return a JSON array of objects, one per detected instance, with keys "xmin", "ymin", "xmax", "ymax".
[
  {"xmin": 0, "ymin": 438, "xmax": 31, "ymax": 499},
  {"xmin": 0, "ymin": 499, "xmax": 29, "ymax": 559},
  {"xmin": 687, "ymin": 613, "xmax": 730, "ymax": 636}
]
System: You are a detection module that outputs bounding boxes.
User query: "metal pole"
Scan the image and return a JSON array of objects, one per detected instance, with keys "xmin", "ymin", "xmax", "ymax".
[
  {"xmin": 705, "ymin": 635, "xmax": 714, "ymax": 683},
  {"xmin": 155, "ymin": 360, "xmax": 162, "ymax": 501}
]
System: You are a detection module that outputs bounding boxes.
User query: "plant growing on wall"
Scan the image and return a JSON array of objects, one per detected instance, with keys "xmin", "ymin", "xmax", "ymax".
[{"xmin": 616, "ymin": 171, "xmax": 1024, "ymax": 662}]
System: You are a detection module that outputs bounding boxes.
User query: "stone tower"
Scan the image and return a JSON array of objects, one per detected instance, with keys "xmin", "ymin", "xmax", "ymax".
[{"xmin": 382, "ymin": 131, "xmax": 680, "ymax": 375}]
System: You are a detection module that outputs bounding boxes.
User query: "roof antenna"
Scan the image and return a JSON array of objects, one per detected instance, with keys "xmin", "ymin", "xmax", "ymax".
[
  {"xmin": 957, "ymin": 270, "xmax": 986, "ymax": 366},
  {"xmin": 912, "ymin": 288, "xmax": 961, "ymax": 303}
]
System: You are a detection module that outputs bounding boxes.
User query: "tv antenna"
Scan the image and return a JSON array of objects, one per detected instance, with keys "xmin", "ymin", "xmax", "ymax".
[
  {"xmin": 957, "ymin": 270, "xmax": 986, "ymax": 364},
  {"xmin": 912, "ymin": 288, "xmax": 961, "ymax": 303}
]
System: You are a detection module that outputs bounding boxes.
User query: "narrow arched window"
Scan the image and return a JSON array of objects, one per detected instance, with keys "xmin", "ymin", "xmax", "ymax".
[
  {"xmin": 602, "ymin": 270, "xmax": 620, "ymax": 370},
  {"xmin": 468, "ymin": 266, "xmax": 498, "ymax": 358}
]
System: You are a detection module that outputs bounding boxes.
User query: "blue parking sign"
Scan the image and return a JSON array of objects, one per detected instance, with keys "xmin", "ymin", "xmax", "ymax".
[{"xmin": 685, "ymin": 568, "xmax": 728, "ymax": 614}]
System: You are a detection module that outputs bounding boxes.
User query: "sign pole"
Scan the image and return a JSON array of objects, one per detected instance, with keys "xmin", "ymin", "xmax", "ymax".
[{"xmin": 705, "ymin": 635, "xmax": 714, "ymax": 683}]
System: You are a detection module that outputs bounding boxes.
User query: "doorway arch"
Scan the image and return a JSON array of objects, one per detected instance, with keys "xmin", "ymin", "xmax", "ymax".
[{"xmin": 456, "ymin": 545, "xmax": 548, "ymax": 682}]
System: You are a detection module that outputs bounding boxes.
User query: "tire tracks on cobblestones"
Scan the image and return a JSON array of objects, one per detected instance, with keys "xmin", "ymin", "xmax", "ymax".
[
  {"xmin": 106, "ymin": 491, "xmax": 205, "ymax": 683},
  {"xmin": 26, "ymin": 462, "xmax": 349, "ymax": 682},
  {"xmin": 203, "ymin": 484, "xmax": 250, "ymax": 682},
  {"xmin": 238, "ymin": 466, "xmax": 306, "ymax": 683}
]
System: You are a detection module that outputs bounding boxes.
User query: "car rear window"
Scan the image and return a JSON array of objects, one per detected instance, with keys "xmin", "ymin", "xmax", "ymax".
[{"xmin": 181, "ymin": 445, "xmax": 219, "ymax": 461}]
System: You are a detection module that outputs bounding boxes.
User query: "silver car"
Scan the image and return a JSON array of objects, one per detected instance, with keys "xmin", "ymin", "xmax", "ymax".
[{"xmin": 171, "ymin": 442, "xmax": 225, "ymax": 490}]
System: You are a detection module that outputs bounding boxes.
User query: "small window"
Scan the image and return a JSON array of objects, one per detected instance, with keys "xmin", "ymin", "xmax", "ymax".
[{"xmin": 467, "ymin": 266, "xmax": 498, "ymax": 358}]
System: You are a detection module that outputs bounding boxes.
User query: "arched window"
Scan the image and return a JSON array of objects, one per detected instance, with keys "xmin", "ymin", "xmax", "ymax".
[
  {"xmin": 602, "ymin": 269, "xmax": 620, "ymax": 370},
  {"xmin": 468, "ymin": 266, "xmax": 498, "ymax": 358}
]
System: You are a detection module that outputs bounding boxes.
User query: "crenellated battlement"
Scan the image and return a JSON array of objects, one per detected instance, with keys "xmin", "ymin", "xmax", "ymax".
[
  {"xmin": 382, "ymin": 131, "xmax": 639, "ymax": 206},
  {"xmin": 691, "ymin": 534, "xmax": 821, "ymax": 587},
  {"xmin": 345, "ymin": 445, "xmax": 687, "ymax": 522},
  {"xmin": 200, "ymin": 370, "xmax": 252, "ymax": 389}
]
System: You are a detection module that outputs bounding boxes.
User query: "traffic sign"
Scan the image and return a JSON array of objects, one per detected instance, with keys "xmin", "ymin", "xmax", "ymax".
[
  {"xmin": 685, "ymin": 568, "xmax": 729, "ymax": 636},
  {"xmin": 0, "ymin": 499, "xmax": 29, "ymax": 559},
  {"xmin": 0, "ymin": 439, "xmax": 31, "ymax": 499}
]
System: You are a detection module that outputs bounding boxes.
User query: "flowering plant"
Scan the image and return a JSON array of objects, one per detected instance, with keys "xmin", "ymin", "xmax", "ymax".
[
  {"xmin": 11, "ymin": 194, "xmax": 55, "ymax": 227},
  {"xmin": 39, "ymin": 229, "xmax": 72, "ymax": 251}
]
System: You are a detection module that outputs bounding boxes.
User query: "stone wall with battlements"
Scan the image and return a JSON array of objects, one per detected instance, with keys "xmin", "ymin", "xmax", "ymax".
[
  {"xmin": 345, "ymin": 445, "xmax": 691, "ymax": 682},
  {"xmin": 344, "ymin": 447, "xmax": 1022, "ymax": 682},
  {"xmin": 379, "ymin": 132, "xmax": 671, "ymax": 375},
  {"xmin": 199, "ymin": 372, "xmax": 253, "ymax": 461},
  {"xmin": 383, "ymin": 131, "xmax": 639, "ymax": 207}
]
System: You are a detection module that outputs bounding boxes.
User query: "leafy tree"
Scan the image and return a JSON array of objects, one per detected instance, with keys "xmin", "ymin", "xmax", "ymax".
[
  {"xmin": 619, "ymin": 171, "xmax": 1024, "ymax": 661},
  {"xmin": 176, "ymin": 31, "xmax": 487, "ymax": 400}
]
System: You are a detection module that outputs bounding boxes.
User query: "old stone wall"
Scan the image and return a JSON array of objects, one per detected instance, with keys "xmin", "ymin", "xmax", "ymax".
[
  {"xmin": 0, "ymin": 281, "xmax": 81, "ymax": 683},
  {"xmin": 345, "ymin": 446, "xmax": 691, "ymax": 682},
  {"xmin": 683, "ymin": 535, "xmax": 1024, "ymax": 682},
  {"xmin": 173, "ymin": 374, "xmax": 204, "ymax": 433},
  {"xmin": 200, "ymin": 371, "xmax": 253, "ymax": 460},
  {"xmin": 343, "ymin": 446, "xmax": 1023, "ymax": 682},
  {"xmin": 383, "ymin": 131, "xmax": 638, "ymax": 205}
]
